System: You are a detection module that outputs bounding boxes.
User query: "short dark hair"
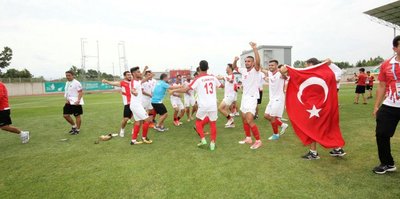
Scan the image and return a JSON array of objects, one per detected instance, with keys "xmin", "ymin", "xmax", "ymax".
[
  {"xmin": 227, "ymin": 63, "xmax": 233, "ymax": 70},
  {"xmin": 123, "ymin": 71, "xmax": 130, "ymax": 76},
  {"xmin": 359, "ymin": 68, "xmax": 365, "ymax": 72},
  {"xmin": 66, "ymin": 70, "xmax": 74, "ymax": 76},
  {"xmin": 306, "ymin": 58, "xmax": 320, "ymax": 66},
  {"xmin": 160, "ymin": 73, "xmax": 168, "ymax": 80},
  {"xmin": 193, "ymin": 72, "xmax": 198, "ymax": 77},
  {"xmin": 366, "ymin": 71, "xmax": 371, "ymax": 73},
  {"xmin": 199, "ymin": 60, "xmax": 209, "ymax": 71},
  {"xmin": 246, "ymin": 56, "xmax": 254, "ymax": 61},
  {"xmin": 130, "ymin": 67, "xmax": 139, "ymax": 73},
  {"xmin": 196, "ymin": 66, "xmax": 200, "ymax": 72},
  {"xmin": 269, "ymin": 60, "xmax": 279, "ymax": 65},
  {"xmin": 176, "ymin": 74, "xmax": 181, "ymax": 78},
  {"xmin": 145, "ymin": 70, "xmax": 152, "ymax": 75},
  {"xmin": 277, "ymin": 64, "xmax": 284, "ymax": 69},
  {"xmin": 393, "ymin": 35, "xmax": 400, "ymax": 47}
]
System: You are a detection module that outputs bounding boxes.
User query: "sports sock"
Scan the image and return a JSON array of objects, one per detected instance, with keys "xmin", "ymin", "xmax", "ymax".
[
  {"xmin": 251, "ymin": 125, "xmax": 260, "ymax": 140},
  {"xmin": 271, "ymin": 121, "xmax": 278, "ymax": 134},
  {"xmin": 120, "ymin": 128, "xmax": 124, "ymax": 134},
  {"xmin": 210, "ymin": 121, "xmax": 217, "ymax": 142},
  {"xmin": 195, "ymin": 120, "xmax": 205, "ymax": 139},
  {"xmin": 142, "ymin": 121, "xmax": 150, "ymax": 138},
  {"xmin": 243, "ymin": 123, "xmax": 251, "ymax": 137},
  {"xmin": 132, "ymin": 124, "xmax": 140, "ymax": 140},
  {"xmin": 72, "ymin": 125, "xmax": 77, "ymax": 128},
  {"xmin": 275, "ymin": 118, "xmax": 283, "ymax": 126}
]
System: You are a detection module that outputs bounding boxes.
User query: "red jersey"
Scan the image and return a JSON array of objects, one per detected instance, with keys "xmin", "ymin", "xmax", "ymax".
[
  {"xmin": 367, "ymin": 75, "xmax": 374, "ymax": 86},
  {"xmin": 120, "ymin": 80, "xmax": 131, "ymax": 105},
  {"xmin": 0, "ymin": 82, "xmax": 10, "ymax": 111},
  {"xmin": 378, "ymin": 57, "xmax": 400, "ymax": 107},
  {"xmin": 357, "ymin": 73, "xmax": 367, "ymax": 86}
]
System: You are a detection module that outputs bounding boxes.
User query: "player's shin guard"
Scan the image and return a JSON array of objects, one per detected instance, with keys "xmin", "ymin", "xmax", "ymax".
[
  {"xmin": 132, "ymin": 124, "xmax": 140, "ymax": 140},
  {"xmin": 251, "ymin": 125, "xmax": 260, "ymax": 140},
  {"xmin": 210, "ymin": 121, "xmax": 217, "ymax": 142},
  {"xmin": 142, "ymin": 121, "xmax": 150, "ymax": 138},
  {"xmin": 243, "ymin": 123, "xmax": 251, "ymax": 137},
  {"xmin": 195, "ymin": 119, "xmax": 205, "ymax": 139}
]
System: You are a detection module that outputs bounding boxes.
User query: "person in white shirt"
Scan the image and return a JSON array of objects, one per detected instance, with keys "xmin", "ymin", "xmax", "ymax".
[
  {"xmin": 170, "ymin": 75, "xmax": 185, "ymax": 126},
  {"xmin": 129, "ymin": 66, "xmax": 153, "ymax": 145},
  {"xmin": 183, "ymin": 75, "xmax": 196, "ymax": 122},
  {"xmin": 141, "ymin": 69, "xmax": 157, "ymax": 128},
  {"xmin": 233, "ymin": 42, "xmax": 263, "ymax": 149},
  {"xmin": 261, "ymin": 60, "xmax": 289, "ymax": 141},
  {"xmin": 169, "ymin": 60, "xmax": 222, "ymax": 151},
  {"xmin": 255, "ymin": 71, "xmax": 265, "ymax": 119},
  {"xmin": 217, "ymin": 63, "xmax": 236, "ymax": 128},
  {"xmin": 63, "ymin": 70, "xmax": 84, "ymax": 135}
]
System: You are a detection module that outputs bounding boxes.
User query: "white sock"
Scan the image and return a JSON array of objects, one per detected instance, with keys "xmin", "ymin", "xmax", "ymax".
[
  {"xmin": 310, "ymin": 150, "xmax": 317, "ymax": 155},
  {"xmin": 120, "ymin": 129, "xmax": 124, "ymax": 134},
  {"xmin": 72, "ymin": 125, "xmax": 77, "ymax": 128}
]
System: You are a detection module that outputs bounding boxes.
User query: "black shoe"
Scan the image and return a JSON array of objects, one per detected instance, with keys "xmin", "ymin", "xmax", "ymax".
[
  {"xmin": 301, "ymin": 151, "xmax": 320, "ymax": 160},
  {"xmin": 254, "ymin": 115, "xmax": 259, "ymax": 120},
  {"xmin": 68, "ymin": 127, "xmax": 77, "ymax": 134},
  {"xmin": 329, "ymin": 148, "xmax": 346, "ymax": 157},
  {"xmin": 373, "ymin": 164, "xmax": 397, "ymax": 174},
  {"xmin": 70, "ymin": 130, "xmax": 79, "ymax": 135}
]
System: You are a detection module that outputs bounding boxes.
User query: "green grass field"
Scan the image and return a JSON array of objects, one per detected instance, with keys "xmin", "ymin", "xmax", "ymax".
[{"xmin": 1, "ymin": 84, "xmax": 399, "ymax": 198}]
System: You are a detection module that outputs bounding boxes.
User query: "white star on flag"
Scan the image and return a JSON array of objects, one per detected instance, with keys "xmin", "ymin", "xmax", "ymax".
[{"xmin": 307, "ymin": 105, "xmax": 321, "ymax": 118}]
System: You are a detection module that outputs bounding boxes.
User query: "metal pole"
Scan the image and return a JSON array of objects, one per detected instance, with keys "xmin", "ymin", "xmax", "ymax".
[
  {"xmin": 97, "ymin": 40, "xmax": 100, "ymax": 80},
  {"xmin": 118, "ymin": 43, "xmax": 122, "ymax": 77}
]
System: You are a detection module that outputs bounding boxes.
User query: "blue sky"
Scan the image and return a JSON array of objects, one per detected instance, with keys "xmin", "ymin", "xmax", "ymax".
[{"xmin": 0, "ymin": 0, "xmax": 397, "ymax": 79}]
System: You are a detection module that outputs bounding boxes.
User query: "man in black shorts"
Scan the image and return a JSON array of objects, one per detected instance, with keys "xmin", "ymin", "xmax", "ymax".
[
  {"xmin": 63, "ymin": 71, "xmax": 84, "ymax": 135},
  {"xmin": 0, "ymin": 81, "xmax": 29, "ymax": 143},
  {"xmin": 151, "ymin": 73, "xmax": 181, "ymax": 132}
]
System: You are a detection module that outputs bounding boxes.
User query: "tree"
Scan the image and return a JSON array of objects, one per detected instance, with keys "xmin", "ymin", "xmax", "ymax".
[
  {"xmin": 0, "ymin": 47, "xmax": 13, "ymax": 71},
  {"xmin": 68, "ymin": 65, "xmax": 85, "ymax": 79},
  {"xmin": 0, "ymin": 68, "xmax": 33, "ymax": 78},
  {"xmin": 293, "ymin": 60, "xmax": 306, "ymax": 68},
  {"xmin": 334, "ymin": 61, "xmax": 353, "ymax": 69}
]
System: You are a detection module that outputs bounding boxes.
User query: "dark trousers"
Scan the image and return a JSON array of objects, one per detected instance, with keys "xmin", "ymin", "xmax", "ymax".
[{"xmin": 376, "ymin": 105, "xmax": 400, "ymax": 165}]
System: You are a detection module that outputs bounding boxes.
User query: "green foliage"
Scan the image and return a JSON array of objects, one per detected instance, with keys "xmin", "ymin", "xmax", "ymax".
[
  {"xmin": 0, "ymin": 68, "xmax": 33, "ymax": 78},
  {"xmin": 0, "ymin": 47, "xmax": 13, "ymax": 70},
  {"xmin": 293, "ymin": 60, "xmax": 306, "ymax": 68},
  {"xmin": 1, "ymin": 85, "xmax": 399, "ymax": 198},
  {"xmin": 68, "ymin": 66, "xmax": 115, "ymax": 80},
  {"xmin": 355, "ymin": 56, "xmax": 384, "ymax": 67},
  {"xmin": 333, "ymin": 61, "xmax": 353, "ymax": 69}
]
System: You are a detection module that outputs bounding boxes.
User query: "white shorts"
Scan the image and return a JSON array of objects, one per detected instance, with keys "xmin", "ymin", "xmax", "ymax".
[
  {"xmin": 222, "ymin": 95, "xmax": 236, "ymax": 106},
  {"xmin": 196, "ymin": 109, "xmax": 218, "ymax": 121},
  {"xmin": 184, "ymin": 95, "xmax": 196, "ymax": 107},
  {"xmin": 233, "ymin": 92, "xmax": 238, "ymax": 101},
  {"xmin": 171, "ymin": 97, "xmax": 185, "ymax": 110},
  {"xmin": 240, "ymin": 95, "xmax": 258, "ymax": 115},
  {"xmin": 142, "ymin": 97, "xmax": 153, "ymax": 110},
  {"xmin": 265, "ymin": 98, "xmax": 285, "ymax": 118},
  {"xmin": 130, "ymin": 103, "xmax": 149, "ymax": 121}
]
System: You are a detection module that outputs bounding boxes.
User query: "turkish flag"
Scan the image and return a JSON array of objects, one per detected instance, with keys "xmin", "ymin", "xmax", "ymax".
[{"xmin": 286, "ymin": 62, "xmax": 345, "ymax": 148}]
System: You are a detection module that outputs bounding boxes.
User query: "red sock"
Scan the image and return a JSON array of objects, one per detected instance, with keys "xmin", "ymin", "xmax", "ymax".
[
  {"xmin": 243, "ymin": 123, "xmax": 251, "ymax": 137},
  {"xmin": 202, "ymin": 116, "xmax": 210, "ymax": 127},
  {"xmin": 142, "ymin": 121, "xmax": 150, "ymax": 138},
  {"xmin": 251, "ymin": 125, "xmax": 260, "ymax": 140},
  {"xmin": 132, "ymin": 124, "xmax": 140, "ymax": 140},
  {"xmin": 195, "ymin": 119, "xmax": 205, "ymax": 139},
  {"xmin": 271, "ymin": 121, "xmax": 278, "ymax": 134},
  {"xmin": 210, "ymin": 121, "xmax": 217, "ymax": 142},
  {"xmin": 275, "ymin": 118, "xmax": 283, "ymax": 126},
  {"xmin": 174, "ymin": 117, "xmax": 177, "ymax": 121},
  {"xmin": 152, "ymin": 109, "xmax": 157, "ymax": 116}
]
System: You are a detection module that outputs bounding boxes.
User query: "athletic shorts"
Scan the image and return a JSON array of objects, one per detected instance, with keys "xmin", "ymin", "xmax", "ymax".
[
  {"xmin": 196, "ymin": 109, "xmax": 218, "ymax": 121},
  {"xmin": 184, "ymin": 95, "xmax": 196, "ymax": 107},
  {"xmin": 0, "ymin": 109, "xmax": 12, "ymax": 127},
  {"xmin": 130, "ymin": 103, "xmax": 149, "ymax": 121},
  {"xmin": 152, "ymin": 103, "xmax": 168, "ymax": 115},
  {"xmin": 355, "ymin": 85, "xmax": 366, "ymax": 94},
  {"xmin": 171, "ymin": 98, "xmax": 184, "ymax": 110},
  {"xmin": 222, "ymin": 95, "xmax": 236, "ymax": 106},
  {"xmin": 142, "ymin": 98, "xmax": 153, "ymax": 110},
  {"xmin": 257, "ymin": 90, "xmax": 263, "ymax": 104},
  {"xmin": 123, "ymin": 104, "xmax": 133, "ymax": 118},
  {"xmin": 366, "ymin": 85, "xmax": 373, "ymax": 90},
  {"xmin": 376, "ymin": 104, "xmax": 400, "ymax": 137},
  {"xmin": 240, "ymin": 95, "xmax": 258, "ymax": 115},
  {"xmin": 265, "ymin": 98, "xmax": 285, "ymax": 118},
  {"xmin": 63, "ymin": 104, "xmax": 83, "ymax": 116}
]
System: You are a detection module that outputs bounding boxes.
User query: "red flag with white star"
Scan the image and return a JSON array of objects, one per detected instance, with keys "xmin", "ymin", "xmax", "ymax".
[{"xmin": 286, "ymin": 62, "xmax": 345, "ymax": 148}]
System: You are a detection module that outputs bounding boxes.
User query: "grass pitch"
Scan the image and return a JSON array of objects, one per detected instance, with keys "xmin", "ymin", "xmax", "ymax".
[{"xmin": 1, "ymin": 84, "xmax": 399, "ymax": 198}]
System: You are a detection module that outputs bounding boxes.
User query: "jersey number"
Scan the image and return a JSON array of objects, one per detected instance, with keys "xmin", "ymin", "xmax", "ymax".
[{"xmin": 204, "ymin": 82, "xmax": 214, "ymax": 94}]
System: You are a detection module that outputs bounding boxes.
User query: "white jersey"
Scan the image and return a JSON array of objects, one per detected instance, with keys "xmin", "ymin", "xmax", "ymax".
[
  {"xmin": 239, "ymin": 67, "xmax": 260, "ymax": 98},
  {"xmin": 130, "ymin": 80, "xmax": 143, "ymax": 105},
  {"xmin": 259, "ymin": 72, "xmax": 265, "ymax": 91},
  {"xmin": 267, "ymin": 71, "xmax": 286, "ymax": 100},
  {"xmin": 224, "ymin": 73, "xmax": 236, "ymax": 98},
  {"xmin": 328, "ymin": 63, "xmax": 342, "ymax": 89},
  {"xmin": 142, "ymin": 79, "xmax": 156, "ymax": 101},
  {"xmin": 170, "ymin": 82, "xmax": 182, "ymax": 100},
  {"xmin": 183, "ymin": 80, "xmax": 195, "ymax": 97},
  {"xmin": 189, "ymin": 74, "xmax": 221, "ymax": 111},
  {"xmin": 64, "ymin": 79, "xmax": 84, "ymax": 105}
]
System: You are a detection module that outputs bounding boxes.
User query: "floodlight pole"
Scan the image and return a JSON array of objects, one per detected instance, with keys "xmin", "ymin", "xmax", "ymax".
[{"xmin": 80, "ymin": 38, "xmax": 87, "ymax": 81}]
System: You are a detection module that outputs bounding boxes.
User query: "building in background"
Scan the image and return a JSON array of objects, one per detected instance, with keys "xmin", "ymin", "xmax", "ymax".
[{"xmin": 240, "ymin": 45, "xmax": 292, "ymax": 68}]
